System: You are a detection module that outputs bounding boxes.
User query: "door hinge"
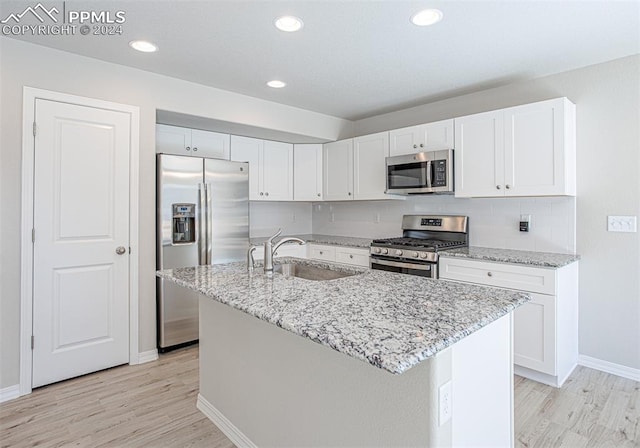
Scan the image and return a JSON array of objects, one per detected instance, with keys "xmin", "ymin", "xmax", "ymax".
[
  {"xmin": 31, "ymin": 335, "xmax": 34, "ymax": 350},
  {"xmin": 32, "ymin": 228, "xmax": 35, "ymax": 243},
  {"xmin": 32, "ymin": 122, "xmax": 37, "ymax": 137}
]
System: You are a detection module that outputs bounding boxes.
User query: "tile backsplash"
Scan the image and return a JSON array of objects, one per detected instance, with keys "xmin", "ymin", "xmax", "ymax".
[
  {"xmin": 311, "ymin": 195, "xmax": 576, "ymax": 254},
  {"xmin": 250, "ymin": 201, "xmax": 313, "ymax": 237}
]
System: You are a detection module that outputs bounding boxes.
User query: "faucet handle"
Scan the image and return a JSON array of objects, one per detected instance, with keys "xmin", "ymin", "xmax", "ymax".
[{"xmin": 267, "ymin": 228, "xmax": 283, "ymax": 243}]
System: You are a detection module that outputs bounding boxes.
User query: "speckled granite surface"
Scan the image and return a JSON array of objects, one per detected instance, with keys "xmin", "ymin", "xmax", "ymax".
[
  {"xmin": 442, "ymin": 246, "xmax": 580, "ymax": 268},
  {"xmin": 157, "ymin": 257, "xmax": 529, "ymax": 374},
  {"xmin": 250, "ymin": 234, "xmax": 372, "ymax": 249}
]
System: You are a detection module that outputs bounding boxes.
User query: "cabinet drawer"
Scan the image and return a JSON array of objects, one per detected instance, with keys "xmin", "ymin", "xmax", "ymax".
[
  {"xmin": 336, "ymin": 247, "xmax": 370, "ymax": 267},
  {"xmin": 308, "ymin": 244, "xmax": 336, "ymax": 262},
  {"xmin": 439, "ymin": 257, "xmax": 555, "ymax": 295}
]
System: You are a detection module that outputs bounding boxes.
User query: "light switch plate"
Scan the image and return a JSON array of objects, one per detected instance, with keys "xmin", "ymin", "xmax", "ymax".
[{"xmin": 607, "ymin": 216, "xmax": 637, "ymax": 233}]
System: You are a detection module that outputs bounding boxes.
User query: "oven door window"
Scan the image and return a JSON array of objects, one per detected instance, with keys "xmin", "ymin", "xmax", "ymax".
[
  {"xmin": 387, "ymin": 162, "xmax": 428, "ymax": 190},
  {"xmin": 371, "ymin": 260, "xmax": 434, "ymax": 278}
]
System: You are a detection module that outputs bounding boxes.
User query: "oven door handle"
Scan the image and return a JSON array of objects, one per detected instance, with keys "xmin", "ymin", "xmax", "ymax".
[{"xmin": 371, "ymin": 258, "xmax": 433, "ymax": 271}]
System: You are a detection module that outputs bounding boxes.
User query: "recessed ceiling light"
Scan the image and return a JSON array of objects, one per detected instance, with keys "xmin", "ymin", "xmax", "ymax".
[
  {"xmin": 129, "ymin": 40, "xmax": 158, "ymax": 53},
  {"xmin": 274, "ymin": 15, "xmax": 304, "ymax": 32},
  {"xmin": 267, "ymin": 80, "xmax": 287, "ymax": 88},
  {"xmin": 411, "ymin": 9, "xmax": 443, "ymax": 26}
]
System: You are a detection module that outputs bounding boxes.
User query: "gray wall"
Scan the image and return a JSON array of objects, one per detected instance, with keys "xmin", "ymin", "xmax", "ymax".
[
  {"xmin": 353, "ymin": 56, "xmax": 640, "ymax": 371},
  {"xmin": 0, "ymin": 38, "xmax": 350, "ymax": 388}
]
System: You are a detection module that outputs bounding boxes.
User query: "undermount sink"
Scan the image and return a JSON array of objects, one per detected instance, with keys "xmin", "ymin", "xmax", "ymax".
[{"xmin": 273, "ymin": 263, "xmax": 357, "ymax": 281}]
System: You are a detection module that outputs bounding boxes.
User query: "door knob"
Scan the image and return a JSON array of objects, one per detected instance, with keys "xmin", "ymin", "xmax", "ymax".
[{"xmin": 116, "ymin": 246, "xmax": 126, "ymax": 255}]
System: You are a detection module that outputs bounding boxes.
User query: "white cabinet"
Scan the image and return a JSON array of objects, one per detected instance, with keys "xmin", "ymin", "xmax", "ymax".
[
  {"xmin": 156, "ymin": 124, "xmax": 230, "ymax": 159},
  {"xmin": 389, "ymin": 119, "xmax": 454, "ymax": 156},
  {"xmin": 439, "ymin": 256, "xmax": 578, "ymax": 387},
  {"xmin": 454, "ymin": 97, "xmax": 576, "ymax": 198},
  {"xmin": 294, "ymin": 144, "xmax": 323, "ymax": 201},
  {"xmin": 307, "ymin": 244, "xmax": 369, "ymax": 267},
  {"xmin": 323, "ymin": 132, "xmax": 392, "ymax": 201},
  {"xmin": 230, "ymin": 135, "xmax": 293, "ymax": 201},
  {"xmin": 323, "ymin": 139, "xmax": 353, "ymax": 201}
]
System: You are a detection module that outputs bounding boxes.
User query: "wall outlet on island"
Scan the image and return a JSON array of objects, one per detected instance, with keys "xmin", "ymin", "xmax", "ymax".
[{"xmin": 439, "ymin": 381, "xmax": 452, "ymax": 426}]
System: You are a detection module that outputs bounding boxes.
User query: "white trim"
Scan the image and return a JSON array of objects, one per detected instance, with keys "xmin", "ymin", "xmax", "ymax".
[
  {"xmin": 514, "ymin": 363, "xmax": 577, "ymax": 388},
  {"xmin": 136, "ymin": 349, "xmax": 159, "ymax": 364},
  {"xmin": 0, "ymin": 385, "xmax": 21, "ymax": 403},
  {"xmin": 578, "ymin": 355, "xmax": 640, "ymax": 382},
  {"xmin": 197, "ymin": 394, "xmax": 257, "ymax": 448},
  {"xmin": 20, "ymin": 87, "xmax": 140, "ymax": 396}
]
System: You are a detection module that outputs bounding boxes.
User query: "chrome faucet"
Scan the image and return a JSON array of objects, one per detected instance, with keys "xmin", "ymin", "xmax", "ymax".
[
  {"xmin": 247, "ymin": 244, "xmax": 260, "ymax": 272},
  {"xmin": 263, "ymin": 228, "xmax": 305, "ymax": 275}
]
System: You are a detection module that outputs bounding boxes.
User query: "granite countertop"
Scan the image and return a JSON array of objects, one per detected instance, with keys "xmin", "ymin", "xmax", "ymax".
[
  {"xmin": 250, "ymin": 234, "xmax": 372, "ymax": 249},
  {"xmin": 442, "ymin": 246, "xmax": 580, "ymax": 268},
  {"xmin": 157, "ymin": 257, "xmax": 529, "ymax": 375}
]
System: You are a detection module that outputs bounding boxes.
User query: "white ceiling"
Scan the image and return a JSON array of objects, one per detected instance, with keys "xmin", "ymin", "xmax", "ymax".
[{"xmin": 3, "ymin": 1, "xmax": 639, "ymax": 120}]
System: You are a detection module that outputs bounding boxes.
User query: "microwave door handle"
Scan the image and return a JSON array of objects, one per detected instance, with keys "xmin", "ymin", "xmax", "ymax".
[{"xmin": 426, "ymin": 160, "xmax": 433, "ymax": 188}]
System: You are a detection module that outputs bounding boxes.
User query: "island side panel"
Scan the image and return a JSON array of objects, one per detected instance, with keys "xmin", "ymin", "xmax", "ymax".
[{"xmin": 197, "ymin": 295, "xmax": 447, "ymax": 447}]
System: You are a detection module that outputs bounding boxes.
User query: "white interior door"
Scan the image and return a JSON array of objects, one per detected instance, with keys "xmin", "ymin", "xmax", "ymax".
[{"xmin": 32, "ymin": 99, "xmax": 131, "ymax": 388}]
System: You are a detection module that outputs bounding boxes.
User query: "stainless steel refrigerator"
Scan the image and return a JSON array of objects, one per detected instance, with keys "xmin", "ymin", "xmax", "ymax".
[{"xmin": 156, "ymin": 154, "xmax": 249, "ymax": 351}]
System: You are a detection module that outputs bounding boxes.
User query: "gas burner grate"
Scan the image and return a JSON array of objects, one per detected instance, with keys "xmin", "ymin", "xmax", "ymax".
[{"xmin": 372, "ymin": 238, "xmax": 466, "ymax": 250}]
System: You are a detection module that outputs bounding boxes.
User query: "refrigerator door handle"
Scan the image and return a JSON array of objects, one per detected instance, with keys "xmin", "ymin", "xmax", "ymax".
[
  {"xmin": 198, "ymin": 183, "xmax": 207, "ymax": 265},
  {"xmin": 205, "ymin": 183, "xmax": 213, "ymax": 264}
]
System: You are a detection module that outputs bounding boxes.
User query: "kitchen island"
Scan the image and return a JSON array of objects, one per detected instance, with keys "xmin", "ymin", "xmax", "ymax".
[{"xmin": 158, "ymin": 258, "xmax": 529, "ymax": 447}]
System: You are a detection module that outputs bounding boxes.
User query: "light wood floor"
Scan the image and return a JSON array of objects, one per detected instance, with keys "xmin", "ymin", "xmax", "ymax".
[{"xmin": 1, "ymin": 346, "xmax": 638, "ymax": 447}]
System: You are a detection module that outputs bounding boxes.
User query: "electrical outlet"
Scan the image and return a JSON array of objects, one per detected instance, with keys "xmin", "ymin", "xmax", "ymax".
[
  {"xmin": 519, "ymin": 214, "xmax": 531, "ymax": 232},
  {"xmin": 608, "ymin": 216, "xmax": 637, "ymax": 233},
  {"xmin": 439, "ymin": 381, "xmax": 452, "ymax": 426}
]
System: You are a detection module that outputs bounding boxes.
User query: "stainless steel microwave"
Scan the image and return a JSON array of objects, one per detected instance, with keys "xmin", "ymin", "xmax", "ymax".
[{"xmin": 386, "ymin": 149, "xmax": 454, "ymax": 194}]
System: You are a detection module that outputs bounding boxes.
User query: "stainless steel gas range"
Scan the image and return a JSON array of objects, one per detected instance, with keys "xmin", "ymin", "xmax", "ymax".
[{"xmin": 369, "ymin": 215, "xmax": 469, "ymax": 278}]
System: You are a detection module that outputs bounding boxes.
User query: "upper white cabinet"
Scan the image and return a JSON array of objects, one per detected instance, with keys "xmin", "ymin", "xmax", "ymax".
[
  {"xmin": 294, "ymin": 144, "xmax": 323, "ymax": 201},
  {"xmin": 454, "ymin": 98, "xmax": 576, "ymax": 198},
  {"xmin": 323, "ymin": 139, "xmax": 354, "ymax": 201},
  {"xmin": 230, "ymin": 135, "xmax": 293, "ymax": 201},
  {"xmin": 389, "ymin": 119, "xmax": 454, "ymax": 156},
  {"xmin": 353, "ymin": 132, "xmax": 389, "ymax": 200},
  {"xmin": 156, "ymin": 124, "xmax": 230, "ymax": 159},
  {"xmin": 323, "ymin": 132, "xmax": 391, "ymax": 201}
]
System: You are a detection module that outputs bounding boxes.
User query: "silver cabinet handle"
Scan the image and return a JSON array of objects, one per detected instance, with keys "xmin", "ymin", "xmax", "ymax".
[
  {"xmin": 348, "ymin": 192, "xmax": 352, "ymax": 196},
  {"xmin": 186, "ymin": 146, "xmax": 191, "ymax": 151},
  {"xmin": 319, "ymin": 251, "xmax": 323, "ymax": 255},
  {"xmin": 193, "ymin": 147, "xmax": 198, "ymax": 152},
  {"xmin": 265, "ymin": 192, "xmax": 269, "ymax": 196},
  {"xmin": 420, "ymin": 143, "xmax": 424, "ymax": 148},
  {"xmin": 413, "ymin": 144, "xmax": 417, "ymax": 148},
  {"xmin": 496, "ymin": 185, "xmax": 501, "ymax": 190},
  {"xmin": 487, "ymin": 272, "xmax": 493, "ymax": 277},
  {"xmin": 349, "ymin": 254, "xmax": 354, "ymax": 259},
  {"xmin": 317, "ymin": 193, "xmax": 321, "ymax": 197},
  {"xmin": 116, "ymin": 246, "xmax": 126, "ymax": 255},
  {"xmin": 260, "ymin": 192, "xmax": 264, "ymax": 196},
  {"xmin": 505, "ymin": 184, "xmax": 510, "ymax": 189}
]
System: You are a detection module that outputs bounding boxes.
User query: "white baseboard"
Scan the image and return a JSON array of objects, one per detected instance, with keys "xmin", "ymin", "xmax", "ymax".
[
  {"xmin": 197, "ymin": 394, "xmax": 257, "ymax": 448},
  {"xmin": 0, "ymin": 384, "xmax": 20, "ymax": 403},
  {"xmin": 137, "ymin": 349, "xmax": 159, "ymax": 364},
  {"xmin": 578, "ymin": 355, "xmax": 640, "ymax": 382},
  {"xmin": 514, "ymin": 364, "xmax": 578, "ymax": 388}
]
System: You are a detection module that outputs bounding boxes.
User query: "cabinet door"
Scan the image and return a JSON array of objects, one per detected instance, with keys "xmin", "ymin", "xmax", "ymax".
[
  {"xmin": 294, "ymin": 144, "xmax": 323, "ymax": 201},
  {"xmin": 353, "ymin": 132, "xmax": 389, "ymax": 200},
  {"xmin": 323, "ymin": 139, "xmax": 353, "ymax": 201},
  {"xmin": 191, "ymin": 129, "xmax": 230, "ymax": 160},
  {"xmin": 389, "ymin": 125, "xmax": 420, "ymax": 156},
  {"xmin": 419, "ymin": 119, "xmax": 454, "ymax": 151},
  {"xmin": 262, "ymin": 141, "xmax": 294, "ymax": 201},
  {"xmin": 230, "ymin": 135, "xmax": 262, "ymax": 200},
  {"xmin": 514, "ymin": 293, "xmax": 556, "ymax": 375},
  {"xmin": 454, "ymin": 110, "xmax": 505, "ymax": 198},
  {"xmin": 505, "ymin": 98, "xmax": 571, "ymax": 196},
  {"xmin": 156, "ymin": 124, "xmax": 192, "ymax": 156}
]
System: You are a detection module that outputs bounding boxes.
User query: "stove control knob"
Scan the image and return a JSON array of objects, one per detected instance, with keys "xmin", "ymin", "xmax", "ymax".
[
  {"xmin": 381, "ymin": 248, "xmax": 389, "ymax": 255},
  {"xmin": 395, "ymin": 250, "xmax": 403, "ymax": 256},
  {"xmin": 373, "ymin": 247, "xmax": 381, "ymax": 254},
  {"xmin": 419, "ymin": 253, "xmax": 428, "ymax": 259},
  {"xmin": 412, "ymin": 251, "xmax": 419, "ymax": 258}
]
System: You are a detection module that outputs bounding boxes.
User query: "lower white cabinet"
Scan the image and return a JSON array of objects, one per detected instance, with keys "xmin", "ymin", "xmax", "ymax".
[
  {"xmin": 439, "ymin": 256, "xmax": 578, "ymax": 387},
  {"xmin": 307, "ymin": 244, "xmax": 369, "ymax": 267}
]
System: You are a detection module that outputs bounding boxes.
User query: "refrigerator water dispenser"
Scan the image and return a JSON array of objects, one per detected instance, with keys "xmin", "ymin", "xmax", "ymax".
[{"xmin": 172, "ymin": 203, "xmax": 196, "ymax": 244}]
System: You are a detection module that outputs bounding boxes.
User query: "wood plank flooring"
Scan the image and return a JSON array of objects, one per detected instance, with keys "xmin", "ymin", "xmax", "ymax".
[{"xmin": 1, "ymin": 346, "xmax": 638, "ymax": 447}]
